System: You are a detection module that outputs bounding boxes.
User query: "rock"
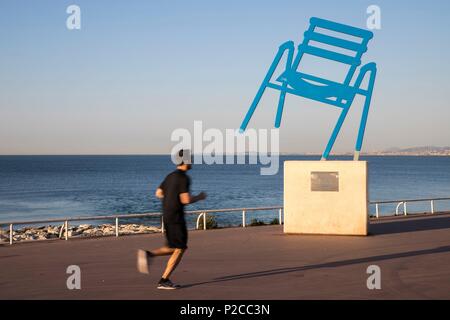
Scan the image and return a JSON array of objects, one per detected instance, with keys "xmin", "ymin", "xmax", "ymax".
[
  {"xmin": 68, "ymin": 230, "xmax": 83, "ymax": 237},
  {"xmin": 1, "ymin": 222, "xmax": 161, "ymax": 243}
]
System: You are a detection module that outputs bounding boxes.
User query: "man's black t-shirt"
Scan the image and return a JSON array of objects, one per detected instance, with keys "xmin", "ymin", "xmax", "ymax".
[{"xmin": 159, "ymin": 169, "xmax": 190, "ymax": 224}]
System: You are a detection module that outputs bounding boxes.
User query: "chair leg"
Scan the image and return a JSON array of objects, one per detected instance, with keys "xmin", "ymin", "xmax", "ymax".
[
  {"xmin": 353, "ymin": 95, "xmax": 372, "ymax": 160},
  {"xmin": 239, "ymin": 83, "xmax": 269, "ymax": 133},
  {"xmin": 274, "ymin": 86, "xmax": 287, "ymax": 128},
  {"xmin": 321, "ymin": 107, "xmax": 350, "ymax": 160},
  {"xmin": 239, "ymin": 42, "xmax": 294, "ymax": 132},
  {"xmin": 354, "ymin": 70, "xmax": 376, "ymax": 160},
  {"xmin": 353, "ymin": 63, "xmax": 377, "ymax": 160}
]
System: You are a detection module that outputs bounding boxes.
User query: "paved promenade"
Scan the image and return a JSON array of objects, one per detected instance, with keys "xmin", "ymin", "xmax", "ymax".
[{"xmin": 1, "ymin": 213, "xmax": 449, "ymax": 299}]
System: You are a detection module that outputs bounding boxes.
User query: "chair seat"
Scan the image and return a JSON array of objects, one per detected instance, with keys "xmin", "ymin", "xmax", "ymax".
[{"xmin": 276, "ymin": 70, "xmax": 355, "ymax": 103}]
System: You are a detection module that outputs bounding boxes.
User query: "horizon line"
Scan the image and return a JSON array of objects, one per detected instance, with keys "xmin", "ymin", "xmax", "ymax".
[{"xmin": 0, "ymin": 153, "xmax": 448, "ymax": 157}]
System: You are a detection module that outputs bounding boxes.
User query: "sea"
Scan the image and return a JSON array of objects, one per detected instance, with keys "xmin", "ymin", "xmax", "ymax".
[{"xmin": 0, "ymin": 155, "xmax": 449, "ymax": 228}]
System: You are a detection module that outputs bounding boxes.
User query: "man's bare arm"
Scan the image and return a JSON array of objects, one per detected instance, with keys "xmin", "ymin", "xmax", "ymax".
[
  {"xmin": 155, "ymin": 188, "xmax": 164, "ymax": 199},
  {"xmin": 179, "ymin": 192, "xmax": 206, "ymax": 205}
]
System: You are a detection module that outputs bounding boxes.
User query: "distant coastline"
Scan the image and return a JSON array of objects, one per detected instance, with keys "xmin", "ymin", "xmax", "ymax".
[
  {"xmin": 365, "ymin": 146, "xmax": 450, "ymax": 156},
  {"xmin": 296, "ymin": 146, "xmax": 450, "ymax": 157},
  {"xmin": 0, "ymin": 147, "xmax": 449, "ymax": 157}
]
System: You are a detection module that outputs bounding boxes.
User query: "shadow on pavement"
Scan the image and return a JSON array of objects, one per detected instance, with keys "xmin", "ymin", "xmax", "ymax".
[
  {"xmin": 370, "ymin": 215, "xmax": 450, "ymax": 235},
  {"xmin": 182, "ymin": 245, "xmax": 450, "ymax": 288}
]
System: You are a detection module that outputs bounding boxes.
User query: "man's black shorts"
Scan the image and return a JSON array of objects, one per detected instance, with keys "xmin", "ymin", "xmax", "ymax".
[{"xmin": 164, "ymin": 222, "xmax": 188, "ymax": 249}]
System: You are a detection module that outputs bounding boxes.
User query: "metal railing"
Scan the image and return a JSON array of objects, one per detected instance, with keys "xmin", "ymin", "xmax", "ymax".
[
  {"xmin": 0, "ymin": 206, "xmax": 283, "ymax": 245},
  {"xmin": 2, "ymin": 197, "xmax": 449, "ymax": 245},
  {"xmin": 195, "ymin": 207, "xmax": 283, "ymax": 230},
  {"xmin": 369, "ymin": 197, "xmax": 450, "ymax": 218}
]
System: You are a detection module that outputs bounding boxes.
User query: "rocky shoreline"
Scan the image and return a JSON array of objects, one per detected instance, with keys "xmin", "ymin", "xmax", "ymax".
[{"xmin": 0, "ymin": 223, "xmax": 161, "ymax": 243}]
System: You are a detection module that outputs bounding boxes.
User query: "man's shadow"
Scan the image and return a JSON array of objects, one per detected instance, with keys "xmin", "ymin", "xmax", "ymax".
[
  {"xmin": 182, "ymin": 245, "xmax": 450, "ymax": 288},
  {"xmin": 182, "ymin": 215, "xmax": 450, "ymax": 288}
]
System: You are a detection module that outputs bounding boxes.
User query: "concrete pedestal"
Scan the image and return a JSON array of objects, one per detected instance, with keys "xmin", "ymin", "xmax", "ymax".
[{"xmin": 284, "ymin": 161, "xmax": 368, "ymax": 236}]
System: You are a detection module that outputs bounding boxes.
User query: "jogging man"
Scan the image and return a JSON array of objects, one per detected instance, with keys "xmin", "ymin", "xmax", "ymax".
[{"xmin": 137, "ymin": 149, "xmax": 206, "ymax": 289}]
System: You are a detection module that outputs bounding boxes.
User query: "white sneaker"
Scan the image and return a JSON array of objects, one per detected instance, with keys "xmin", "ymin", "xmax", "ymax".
[{"xmin": 137, "ymin": 249, "xmax": 150, "ymax": 274}]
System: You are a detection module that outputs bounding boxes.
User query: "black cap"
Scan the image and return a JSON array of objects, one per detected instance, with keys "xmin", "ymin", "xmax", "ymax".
[{"xmin": 176, "ymin": 149, "xmax": 192, "ymax": 165}]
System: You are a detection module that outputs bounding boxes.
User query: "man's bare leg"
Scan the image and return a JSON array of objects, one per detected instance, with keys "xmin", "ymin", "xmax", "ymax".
[
  {"xmin": 137, "ymin": 246, "xmax": 184, "ymax": 275},
  {"xmin": 137, "ymin": 246, "xmax": 172, "ymax": 274},
  {"xmin": 149, "ymin": 246, "xmax": 175, "ymax": 256},
  {"xmin": 162, "ymin": 248, "xmax": 185, "ymax": 279}
]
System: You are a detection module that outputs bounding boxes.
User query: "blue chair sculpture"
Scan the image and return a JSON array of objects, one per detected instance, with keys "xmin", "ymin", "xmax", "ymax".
[{"xmin": 239, "ymin": 17, "xmax": 377, "ymax": 160}]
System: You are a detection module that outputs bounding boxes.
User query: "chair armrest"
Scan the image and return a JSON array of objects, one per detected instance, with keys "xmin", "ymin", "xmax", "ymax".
[
  {"xmin": 277, "ymin": 41, "xmax": 295, "ymax": 68},
  {"xmin": 272, "ymin": 41, "xmax": 295, "ymax": 82},
  {"xmin": 354, "ymin": 62, "xmax": 377, "ymax": 91},
  {"xmin": 278, "ymin": 40, "xmax": 295, "ymax": 51}
]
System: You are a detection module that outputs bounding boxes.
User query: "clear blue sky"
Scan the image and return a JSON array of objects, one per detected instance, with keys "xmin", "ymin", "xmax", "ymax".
[{"xmin": 1, "ymin": 0, "xmax": 449, "ymax": 154}]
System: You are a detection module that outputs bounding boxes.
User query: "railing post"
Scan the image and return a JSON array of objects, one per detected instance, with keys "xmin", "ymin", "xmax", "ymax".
[
  {"xmin": 242, "ymin": 210, "xmax": 246, "ymax": 228},
  {"xmin": 278, "ymin": 208, "xmax": 282, "ymax": 225},
  {"xmin": 375, "ymin": 203, "xmax": 379, "ymax": 218},
  {"xmin": 403, "ymin": 202, "xmax": 407, "ymax": 216},
  {"xmin": 395, "ymin": 202, "xmax": 403, "ymax": 216},
  {"xmin": 203, "ymin": 212, "xmax": 207, "ymax": 230},
  {"xmin": 115, "ymin": 217, "xmax": 119, "ymax": 237},
  {"xmin": 161, "ymin": 216, "xmax": 164, "ymax": 234},
  {"xmin": 431, "ymin": 200, "xmax": 434, "ymax": 214},
  {"xmin": 9, "ymin": 224, "xmax": 13, "ymax": 245},
  {"xmin": 64, "ymin": 221, "xmax": 69, "ymax": 240},
  {"xmin": 196, "ymin": 213, "xmax": 202, "ymax": 230}
]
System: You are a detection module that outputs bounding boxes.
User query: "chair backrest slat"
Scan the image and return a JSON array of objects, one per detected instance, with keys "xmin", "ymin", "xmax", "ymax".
[
  {"xmin": 310, "ymin": 17, "xmax": 373, "ymax": 39},
  {"xmin": 292, "ymin": 17, "xmax": 374, "ymax": 86},
  {"xmin": 304, "ymin": 31, "xmax": 366, "ymax": 52},
  {"xmin": 299, "ymin": 44, "xmax": 360, "ymax": 66}
]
